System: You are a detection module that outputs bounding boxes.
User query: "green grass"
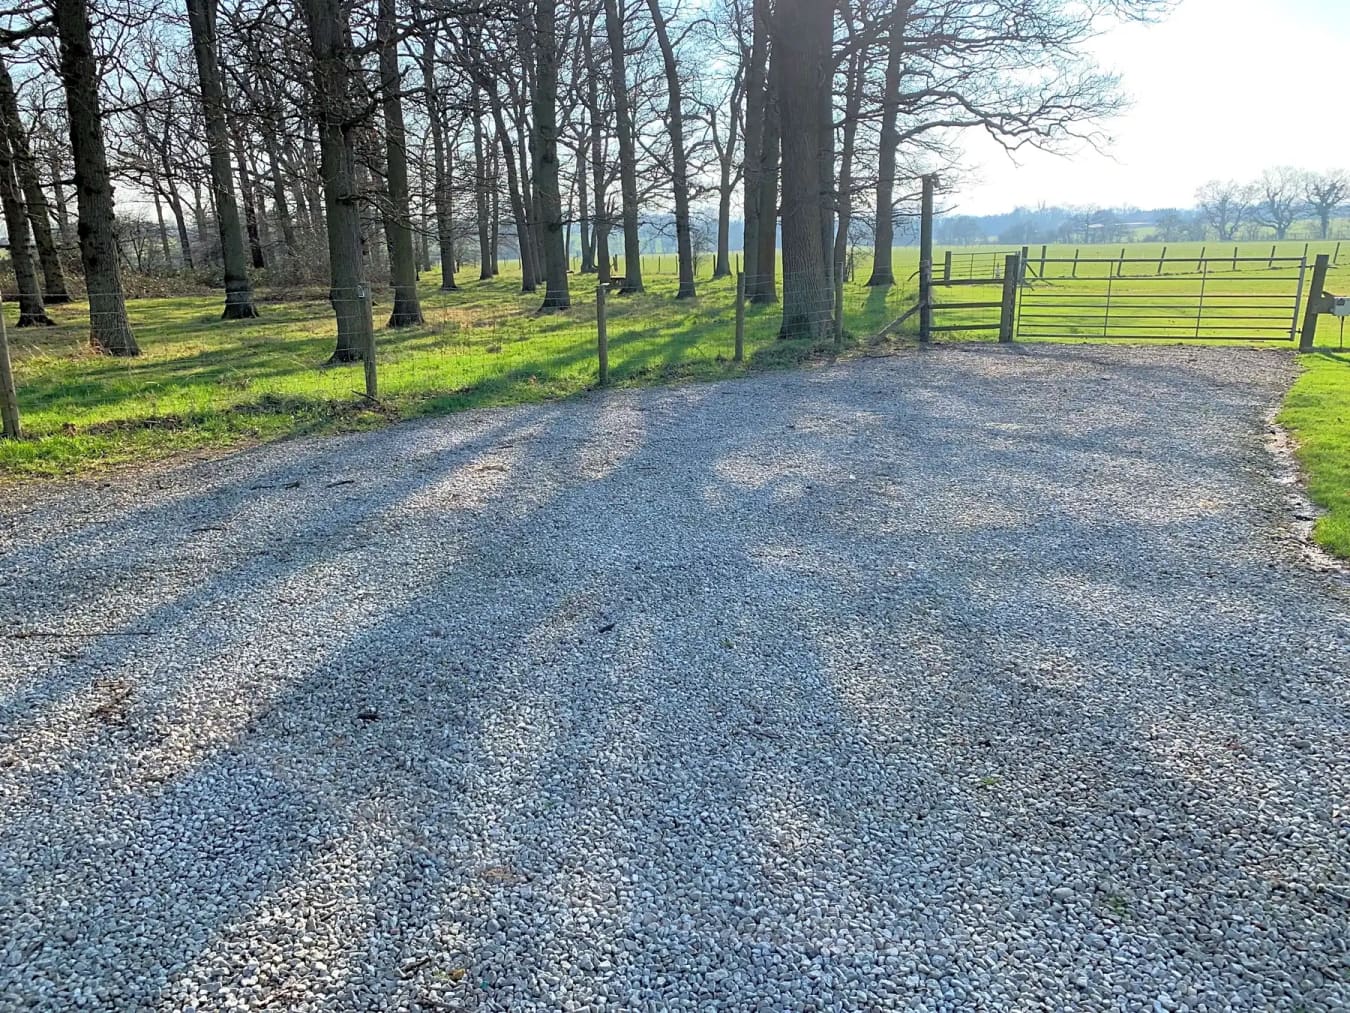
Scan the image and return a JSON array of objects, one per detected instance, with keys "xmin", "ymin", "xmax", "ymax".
[
  {"xmin": 0, "ymin": 262, "xmax": 913, "ymax": 479},
  {"xmin": 4, "ymin": 242, "xmax": 1349, "ymax": 562},
  {"xmin": 1278, "ymin": 352, "xmax": 1350, "ymax": 557}
]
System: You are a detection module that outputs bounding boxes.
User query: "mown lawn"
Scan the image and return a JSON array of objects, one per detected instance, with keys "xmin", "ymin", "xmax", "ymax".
[{"xmin": 0, "ymin": 263, "xmax": 913, "ymax": 478}]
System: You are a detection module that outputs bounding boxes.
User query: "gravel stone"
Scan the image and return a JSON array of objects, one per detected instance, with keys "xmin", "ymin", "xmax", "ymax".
[{"xmin": 0, "ymin": 344, "xmax": 1347, "ymax": 1011}]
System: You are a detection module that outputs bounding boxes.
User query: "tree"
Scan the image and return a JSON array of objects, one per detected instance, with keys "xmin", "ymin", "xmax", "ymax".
[
  {"xmin": 771, "ymin": 0, "xmax": 832, "ymax": 341},
  {"xmin": 645, "ymin": 0, "xmax": 695, "ymax": 298},
  {"xmin": 54, "ymin": 0, "xmax": 139, "ymax": 355},
  {"xmin": 0, "ymin": 55, "xmax": 70, "ymax": 304},
  {"xmin": 864, "ymin": 2, "xmax": 908, "ymax": 287},
  {"xmin": 532, "ymin": 0, "xmax": 570, "ymax": 309},
  {"xmin": 1253, "ymin": 167, "xmax": 1303, "ymax": 241},
  {"xmin": 300, "ymin": 0, "xmax": 375, "ymax": 363},
  {"xmin": 377, "ymin": 0, "xmax": 424, "ymax": 326},
  {"xmin": 185, "ymin": 0, "xmax": 259, "ymax": 319},
  {"xmin": 1304, "ymin": 170, "xmax": 1349, "ymax": 241},
  {"xmin": 602, "ymin": 0, "xmax": 643, "ymax": 293},
  {"xmin": 0, "ymin": 98, "xmax": 53, "ymax": 326},
  {"xmin": 1195, "ymin": 180, "xmax": 1254, "ymax": 241}
]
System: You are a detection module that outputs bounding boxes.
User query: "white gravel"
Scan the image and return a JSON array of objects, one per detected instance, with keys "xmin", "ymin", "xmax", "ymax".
[{"xmin": 1, "ymin": 343, "xmax": 1347, "ymax": 1012}]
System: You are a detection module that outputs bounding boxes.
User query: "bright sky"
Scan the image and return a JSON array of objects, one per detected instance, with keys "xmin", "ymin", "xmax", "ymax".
[{"xmin": 954, "ymin": 0, "xmax": 1350, "ymax": 215}]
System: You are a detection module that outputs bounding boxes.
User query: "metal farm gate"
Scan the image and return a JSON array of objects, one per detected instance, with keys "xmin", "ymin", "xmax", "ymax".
[{"xmin": 1015, "ymin": 256, "xmax": 1308, "ymax": 342}]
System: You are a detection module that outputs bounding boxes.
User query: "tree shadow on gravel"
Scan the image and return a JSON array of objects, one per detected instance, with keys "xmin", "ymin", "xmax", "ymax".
[{"xmin": 0, "ymin": 345, "xmax": 1345, "ymax": 1010}]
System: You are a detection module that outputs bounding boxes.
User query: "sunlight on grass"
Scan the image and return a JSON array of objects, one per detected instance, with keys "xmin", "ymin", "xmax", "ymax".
[
  {"xmin": 1278, "ymin": 352, "xmax": 1350, "ymax": 558},
  {"xmin": 0, "ymin": 263, "xmax": 914, "ymax": 478}
]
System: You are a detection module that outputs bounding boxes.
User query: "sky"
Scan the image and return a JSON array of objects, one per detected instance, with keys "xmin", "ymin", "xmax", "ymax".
[{"xmin": 953, "ymin": 0, "xmax": 1350, "ymax": 216}]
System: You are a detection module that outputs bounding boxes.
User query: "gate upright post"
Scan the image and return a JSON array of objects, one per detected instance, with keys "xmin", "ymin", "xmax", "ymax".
[
  {"xmin": 999, "ymin": 254, "xmax": 1020, "ymax": 343},
  {"xmin": 919, "ymin": 173, "xmax": 935, "ymax": 344},
  {"xmin": 1300, "ymin": 254, "xmax": 1331, "ymax": 352}
]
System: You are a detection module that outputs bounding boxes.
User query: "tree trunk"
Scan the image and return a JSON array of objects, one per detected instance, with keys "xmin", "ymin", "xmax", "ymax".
[
  {"xmin": 0, "ymin": 118, "xmax": 54, "ymax": 325},
  {"xmin": 866, "ymin": 4, "xmax": 908, "ymax": 287},
  {"xmin": 234, "ymin": 129, "xmax": 266, "ymax": 269},
  {"xmin": 581, "ymin": 23, "xmax": 610, "ymax": 285},
  {"xmin": 54, "ymin": 0, "xmax": 138, "ymax": 355},
  {"xmin": 0, "ymin": 56, "xmax": 70, "ymax": 304},
  {"xmin": 486, "ymin": 89, "xmax": 536, "ymax": 293},
  {"xmin": 167, "ymin": 189, "xmax": 194, "ymax": 270},
  {"xmin": 301, "ymin": 0, "xmax": 375, "ymax": 363},
  {"xmin": 186, "ymin": 0, "xmax": 259, "ymax": 318},
  {"xmin": 833, "ymin": 46, "xmax": 864, "ymax": 288},
  {"xmin": 377, "ymin": 0, "xmax": 424, "ymax": 326},
  {"xmin": 751, "ymin": 50, "xmax": 780, "ymax": 305},
  {"xmin": 646, "ymin": 0, "xmax": 695, "ymax": 299},
  {"xmin": 473, "ymin": 89, "xmax": 493, "ymax": 280},
  {"xmin": 419, "ymin": 13, "xmax": 457, "ymax": 293},
  {"xmin": 602, "ymin": 0, "xmax": 643, "ymax": 293},
  {"xmin": 577, "ymin": 135, "xmax": 594, "ymax": 274},
  {"xmin": 741, "ymin": 0, "xmax": 768, "ymax": 288},
  {"xmin": 151, "ymin": 185, "xmax": 173, "ymax": 270},
  {"xmin": 533, "ymin": 0, "xmax": 570, "ymax": 310},
  {"xmin": 773, "ymin": 0, "xmax": 831, "ymax": 341}
]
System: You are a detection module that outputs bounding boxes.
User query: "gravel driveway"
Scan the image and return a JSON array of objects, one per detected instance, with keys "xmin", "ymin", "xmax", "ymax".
[{"xmin": 1, "ymin": 344, "xmax": 1346, "ymax": 1012}]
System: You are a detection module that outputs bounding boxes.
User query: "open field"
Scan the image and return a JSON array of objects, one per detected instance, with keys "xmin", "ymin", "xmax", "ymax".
[{"xmin": 2, "ymin": 241, "xmax": 1348, "ymax": 557}]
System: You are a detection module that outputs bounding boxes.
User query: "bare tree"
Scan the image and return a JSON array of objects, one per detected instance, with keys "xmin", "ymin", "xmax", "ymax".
[
  {"xmin": 54, "ymin": 0, "xmax": 139, "ymax": 355},
  {"xmin": 533, "ymin": 0, "xmax": 570, "ymax": 308},
  {"xmin": 1195, "ymin": 180, "xmax": 1254, "ymax": 242},
  {"xmin": 1252, "ymin": 167, "xmax": 1303, "ymax": 241},
  {"xmin": 186, "ymin": 0, "xmax": 259, "ymax": 318},
  {"xmin": 1304, "ymin": 170, "xmax": 1349, "ymax": 241},
  {"xmin": 377, "ymin": 0, "xmax": 424, "ymax": 326},
  {"xmin": 602, "ymin": 0, "xmax": 643, "ymax": 293},
  {"xmin": 645, "ymin": 0, "xmax": 694, "ymax": 298}
]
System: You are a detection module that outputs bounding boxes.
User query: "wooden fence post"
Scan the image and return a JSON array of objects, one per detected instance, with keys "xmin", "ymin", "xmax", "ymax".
[
  {"xmin": 359, "ymin": 284, "xmax": 377, "ymax": 401},
  {"xmin": 918, "ymin": 173, "xmax": 935, "ymax": 344},
  {"xmin": 943, "ymin": 250, "xmax": 952, "ymax": 285},
  {"xmin": 734, "ymin": 272, "xmax": 745, "ymax": 363},
  {"xmin": 999, "ymin": 254, "xmax": 1019, "ymax": 343},
  {"xmin": 1020, "ymin": 245, "xmax": 1030, "ymax": 286},
  {"xmin": 1157, "ymin": 246, "xmax": 1168, "ymax": 276},
  {"xmin": 1197, "ymin": 246, "xmax": 1206, "ymax": 272},
  {"xmin": 1039, "ymin": 244, "xmax": 1048, "ymax": 278},
  {"xmin": 0, "ymin": 298, "xmax": 21, "ymax": 440},
  {"xmin": 597, "ymin": 283, "xmax": 610, "ymax": 384},
  {"xmin": 1072, "ymin": 248, "xmax": 1080, "ymax": 278},
  {"xmin": 1232, "ymin": 245, "xmax": 1239, "ymax": 272},
  {"xmin": 1268, "ymin": 244, "xmax": 1277, "ymax": 270},
  {"xmin": 1117, "ymin": 247, "xmax": 1126, "ymax": 278},
  {"xmin": 1300, "ymin": 254, "xmax": 1331, "ymax": 352}
]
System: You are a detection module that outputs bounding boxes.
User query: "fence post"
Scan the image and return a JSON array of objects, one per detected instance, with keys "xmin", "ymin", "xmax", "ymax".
[
  {"xmin": 833, "ymin": 268, "xmax": 845, "ymax": 349},
  {"xmin": 999, "ymin": 254, "xmax": 1019, "ymax": 343},
  {"xmin": 1072, "ymin": 248, "xmax": 1080, "ymax": 278},
  {"xmin": 1020, "ymin": 246, "xmax": 1030, "ymax": 286},
  {"xmin": 359, "ymin": 285, "xmax": 377, "ymax": 400},
  {"xmin": 1197, "ymin": 246, "xmax": 1206, "ymax": 272},
  {"xmin": 943, "ymin": 250, "xmax": 952, "ymax": 285},
  {"xmin": 597, "ymin": 282, "xmax": 610, "ymax": 384},
  {"xmin": 1232, "ymin": 246, "xmax": 1239, "ymax": 272},
  {"xmin": 918, "ymin": 173, "xmax": 935, "ymax": 344},
  {"xmin": 1117, "ymin": 247, "xmax": 1126, "ymax": 278},
  {"xmin": 734, "ymin": 272, "xmax": 745, "ymax": 363},
  {"xmin": 0, "ymin": 298, "xmax": 21, "ymax": 440},
  {"xmin": 1268, "ymin": 244, "xmax": 1277, "ymax": 270},
  {"xmin": 1300, "ymin": 254, "xmax": 1331, "ymax": 352},
  {"xmin": 1157, "ymin": 245, "xmax": 1168, "ymax": 276},
  {"xmin": 1039, "ymin": 244, "xmax": 1048, "ymax": 278}
]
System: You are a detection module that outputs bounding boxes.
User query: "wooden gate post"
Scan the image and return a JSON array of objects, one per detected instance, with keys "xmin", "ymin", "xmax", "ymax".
[
  {"xmin": 1300, "ymin": 254, "xmax": 1331, "ymax": 352},
  {"xmin": 918, "ymin": 173, "xmax": 935, "ymax": 344},
  {"xmin": 0, "ymin": 297, "xmax": 21, "ymax": 440},
  {"xmin": 943, "ymin": 250, "xmax": 952, "ymax": 285},
  {"xmin": 999, "ymin": 254, "xmax": 1020, "ymax": 343}
]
